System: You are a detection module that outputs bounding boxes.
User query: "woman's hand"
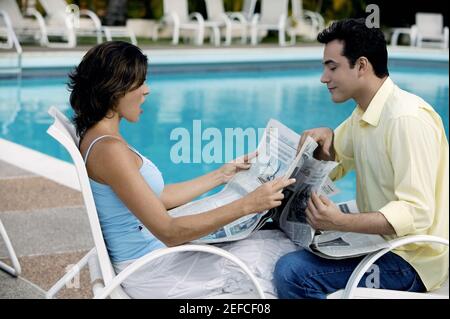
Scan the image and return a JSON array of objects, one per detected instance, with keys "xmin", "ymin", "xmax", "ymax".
[
  {"xmin": 242, "ymin": 178, "xmax": 296, "ymax": 214},
  {"xmin": 219, "ymin": 152, "xmax": 258, "ymax": 183}
]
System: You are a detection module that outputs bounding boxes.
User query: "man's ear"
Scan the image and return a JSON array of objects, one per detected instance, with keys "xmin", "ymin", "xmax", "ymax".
[{"xmin": 357, "ymin": 57, "xmax": 370, "ymax": 76}]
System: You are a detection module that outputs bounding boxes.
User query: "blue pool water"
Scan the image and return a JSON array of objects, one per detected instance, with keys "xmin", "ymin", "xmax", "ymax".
[{"xmin": 0, "ymin": 66, "xmax": 448, "ymax": 202}]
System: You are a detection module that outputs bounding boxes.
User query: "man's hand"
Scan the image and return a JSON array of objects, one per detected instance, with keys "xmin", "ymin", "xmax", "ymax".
[
  {"xmin": 305, "ymin": 192, "xmax": 347, "ymax": 231},
  {"xmin": 298, "ymin": 127, "xmax": 335, "ymax": 161}
]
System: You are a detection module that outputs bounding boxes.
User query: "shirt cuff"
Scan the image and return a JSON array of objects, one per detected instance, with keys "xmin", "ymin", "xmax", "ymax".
[{"xmin": 379, "ymin": 201, "xmax": 416, "ymax": 236}]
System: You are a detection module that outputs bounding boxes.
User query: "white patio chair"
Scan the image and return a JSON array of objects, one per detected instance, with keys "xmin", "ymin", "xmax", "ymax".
[
  {"xmin": 0, "ymin": 9, "xmax": 23, "ymax": 74},
  {"xmin": 39, "ymin": 0, "xmax": 137, "ymax": 46},
  {"xmin": 156, "ymin": 0, "xmax": 221, "ymax": 46},
  {"xmin": 240, "ymin": 0, "xmax": 257, "ymax": 22},
  {"xmin": 205, "ymin": 0, "xmax": 248, "ymax": 45},
  {"xmin": 0, "ymin": 0, "xmax": 74, "ymax": 48},
  {"xmin": 414, "ymin": 13, "xmax": 449, "ymax": 49},
  {"xmin": 0, "ymin": 218, "xmax": 21, "ymax": 277},
  {"xmin": 289, "ymin": 0, "xmax": 325, "ymax": 43},
  {"xmin": 45, "ymin": 106, "xmax": 265, "ymax": 299},
  {"xmin": 390, "ymin": 26, "xmax": 418, "ymax": 47},
  {"xmin": 250, "ymin": 0, "xmax": 293, "ymax": 46},
  {"xmin": 328, "ymin": 235, "xmax": 449, "ymax": 299}
]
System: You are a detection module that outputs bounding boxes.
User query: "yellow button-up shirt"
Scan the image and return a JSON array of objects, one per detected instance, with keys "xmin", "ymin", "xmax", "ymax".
[{"xmin": 331, "ymin": 77, "xmax": 448, "ymax": 291}]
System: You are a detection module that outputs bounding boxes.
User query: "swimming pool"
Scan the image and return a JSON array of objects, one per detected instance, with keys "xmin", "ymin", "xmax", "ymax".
[{"xmin": 0, "ymin": 65, "xmax": 448, "ymax": 202}]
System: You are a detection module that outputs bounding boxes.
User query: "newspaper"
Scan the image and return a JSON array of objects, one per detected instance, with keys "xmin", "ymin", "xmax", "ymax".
[
  {"xmin": 168, "ymin": 119, "xmax": 389, "ymax": 258},
  {"xmin": 169, "ymin": 119, "xmax": 304, "ymax": 243},
  {"xmin": 279, "ymin": 198, "xmax": 389, "ymax": 259}
]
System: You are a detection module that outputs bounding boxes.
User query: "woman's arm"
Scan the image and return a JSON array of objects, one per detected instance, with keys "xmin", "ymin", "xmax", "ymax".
[
  {"xmin": 91, "ymin": 142, "xmax": 294, "ymax": 246},
  {"xmin": 160, "ymin": 153, "xmax": 255, "ymax": 209},
  {"xmin": 160, "ymin": 169, "xmax": 223, "ymax": 209}
]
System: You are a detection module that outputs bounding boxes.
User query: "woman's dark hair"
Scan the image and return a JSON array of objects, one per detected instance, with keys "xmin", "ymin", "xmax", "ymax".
[
  {"xmin": 317, "ymin": 18, "xmax": 389, "ymax": 78},
  {"xmin": 68, "ymin": 41, "xmax": 148, "ymax": 138}
]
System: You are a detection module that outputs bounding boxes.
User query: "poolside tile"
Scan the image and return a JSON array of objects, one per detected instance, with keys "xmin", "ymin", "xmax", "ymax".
[
  {"xmin": 0, "ymin": 176, "xmax": 83, "ymax": 212},
  {"xmin": 0, "ymin": 207, "xmax": 93, "ymax": 258},
  {"xmin": 1, "ymin": 251, "xmax": 93, "ymax": 299},
  {"xmin": 0, "ymin": 160, "xmax": 35, "ymax": 179},
  {"xmin": 0, "ymin": 270, "xmax": 45, "ymax": 299}
]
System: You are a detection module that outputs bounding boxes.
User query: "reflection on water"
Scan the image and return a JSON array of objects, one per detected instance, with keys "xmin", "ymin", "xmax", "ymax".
[{"xmin": 1, "ymin": 67, "xmax": 448, "ymax": 202}]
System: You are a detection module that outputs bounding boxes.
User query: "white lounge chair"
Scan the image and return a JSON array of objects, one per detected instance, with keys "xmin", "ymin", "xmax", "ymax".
[
  {"xmin": 390, "ymin": 26, "xmax": 418, "ymax": 47},
  {"xmin": 39, "ymin": 0, "xmax": 137, "ymax": 46},
  {"xmin": 0, "ymin": 9, "xmax": 22, "ymax": 74},
  {"xmin": 45, "ymin": 106, "xmax": 265, "ymax": 299},
  {"xmin": 157, "ymin": 0, "xmax": 221, "ymax": 46},
  {"xmin": 240, "ymin": 0, "xmax": 257, "ymax": 22},
  {"xmin": 328, "ymin": 235, "xmax": 449, "ymax": 299},
  {"xmin": 0, "ymin": 0, "xmax": 74, "ymax": 48},
  {"xmin": 289, "ymin": 0, "xmax": 325, "ymax": 43},
  {"xmin": 0, "ymin": 218, "xmax": 21, "ymax": 277},
  {"xmin": 414, "ymin": 13, "xmax": 449, "ymax": 49},
  {"xmin": 205, "ymin": 0, "xmax": 248, "ymax": 45},
  {"xmin": 250, "ymin": 0, "xmax": 293, "ymax": 46}
]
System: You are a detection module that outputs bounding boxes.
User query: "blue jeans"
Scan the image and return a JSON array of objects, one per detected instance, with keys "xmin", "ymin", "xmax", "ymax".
[{"xmin": 273, "ymin": 249, "xmax": 426, "ymax": 299}]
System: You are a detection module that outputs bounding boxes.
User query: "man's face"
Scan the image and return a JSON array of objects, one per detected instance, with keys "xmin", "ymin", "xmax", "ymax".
[{"xmin": 320, "ymin": 39, "xmax": 360, "ymax": 103}]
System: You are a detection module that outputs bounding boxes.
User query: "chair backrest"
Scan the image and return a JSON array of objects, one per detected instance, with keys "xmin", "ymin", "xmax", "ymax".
[
  {"xmin": 39, "ymin": 0, "xmax": 68, "ymax": 17},
  {"xmin": 291, "ymin": 0, "xmax": 304, "ymax": 19},
  {"xmin": 259, "ymin": 0, "xmax": 288, "ymax": 25},
  {"xmin": 242, "ymin": 0, "xmax": 257, "ymax": 21},
  {"xmin": 205, "ymin": 0, "xmax": 225, "ymax": 22},
  {"xmin": 163, "ymin": 0, "xmax": 190, "ymax": 24},
  {"xmin": 416, "ymin": 13, "xmax": 444, "ymax": 38},
  {"xmin": 46, "ymin": 106, "xmax": 124, "ymax": 297},
  {"xmin": 0, "ymin": 0, "xmax": 25, "ymax": 26}
]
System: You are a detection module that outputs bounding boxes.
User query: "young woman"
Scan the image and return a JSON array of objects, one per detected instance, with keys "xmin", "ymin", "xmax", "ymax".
[{"xmin": 69, "ymin": 41, "xmax": 295, "ymax": 298}]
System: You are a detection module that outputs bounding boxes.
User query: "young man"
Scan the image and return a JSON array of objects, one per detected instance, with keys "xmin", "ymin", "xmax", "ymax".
[{"xmin": 274, "ymin": 18, "xmax": 449, "ymax": 299}]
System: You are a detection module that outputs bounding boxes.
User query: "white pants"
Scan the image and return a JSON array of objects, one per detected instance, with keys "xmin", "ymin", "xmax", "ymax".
[{"xmin": 113, "ymin": 230, "xmax": 297, "ymax": 299}]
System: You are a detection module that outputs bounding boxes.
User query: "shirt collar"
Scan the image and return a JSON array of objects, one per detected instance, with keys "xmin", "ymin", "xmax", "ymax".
[{"xmin": 358, "ymin": 77, "xmax": 394, "ymax": 127}]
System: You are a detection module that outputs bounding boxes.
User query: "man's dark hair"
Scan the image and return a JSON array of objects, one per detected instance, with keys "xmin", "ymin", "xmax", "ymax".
[
  {"xmin": 68, "ymin": 41, "xmax": 148, "ymax": 138},
  {"xmin": 317, "ymin": 18, "xmax": 389, "ymax": 78}
]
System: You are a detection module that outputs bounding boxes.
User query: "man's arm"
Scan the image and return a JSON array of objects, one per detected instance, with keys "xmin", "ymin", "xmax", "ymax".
[{"xmin": 306, "ymin": 193, "xmax": 396, "ymax": 235}]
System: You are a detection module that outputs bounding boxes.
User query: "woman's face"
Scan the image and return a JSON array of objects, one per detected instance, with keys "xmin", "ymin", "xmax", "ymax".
[{"xmin": 116, "ymin": 83, "xmax": 150, "ymax": 122}]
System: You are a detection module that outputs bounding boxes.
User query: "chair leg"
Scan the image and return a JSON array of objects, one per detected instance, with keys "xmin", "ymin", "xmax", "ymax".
[
  {"xmin": 212, "ymin": 26, "xmax": 220, "ymax": 47},
  {"xmin": 45, "ymin": 248, "xmax": 97, "ymax": 299},
  {"xmin": 172, "ymin": 25, "xmax": 180, "ymax": 45},
  {"xmin": 279, "ymin": 29, "xmax": 286, "ymax": 46},
  {"xmin": 0, "ymin": 219, "xmax": 21, "ymax": 277},
  {"xmin": 251, "ymin": 26, "xmax": 258, "ymax": 45},
  {"xmin": 196, "ymin": 26, "xmax": 205, "ymax": 46},
  {"xmin": 225, "ymin": 25, "xmax": 232, "ymax": 46},
  {"xmin": 241, "ymin": 27, "xmax": 247, "ymax": 44},
  {"xmin": 96, "ymin": 29, "xmax": 102, "ymax": 44}
]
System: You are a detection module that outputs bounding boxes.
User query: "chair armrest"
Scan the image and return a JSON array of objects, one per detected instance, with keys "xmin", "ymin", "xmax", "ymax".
[
  {"xmin": 161, "ymin": 12, "xmax": 179, "ymax": 26},
  {"xmin": 226, "ymin": 12, "xmax": 247, "ymax": 24},
  {"xmin": 301, "ymin": 11, "xmax": 319, "ymax": 30},
  {"xmin": 94, "ymin": 244, "xmax": 266, "ymax": 299},
  {"xmin": 189, "ymin": 12, "xmax": 205, "ymax": 25},
  {"xmin": 79, "ymin": 9, "xmax": 102, "ymax": 30},
  {"xmin": 24, "ymin": 8, "xmax": 48, "ymax": 32},
  {"xmin": 342, "ymin": 235, "xmax": 449, "ymax": 299}
]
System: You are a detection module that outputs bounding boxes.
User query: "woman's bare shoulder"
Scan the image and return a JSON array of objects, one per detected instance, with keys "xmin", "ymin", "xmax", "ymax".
[{"xmin": 84, "ymin": 136, "xmax": 140, "ymax": 184}]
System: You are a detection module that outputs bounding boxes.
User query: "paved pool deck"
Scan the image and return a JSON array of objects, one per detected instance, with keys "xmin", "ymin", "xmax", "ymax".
[{"xmin": 0, "ymin": 158, "xmax": 93, "ymax": 299}]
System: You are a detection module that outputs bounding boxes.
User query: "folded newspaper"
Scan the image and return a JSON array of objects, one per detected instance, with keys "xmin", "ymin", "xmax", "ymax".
[{"xmin": 169, "ymin": 119, "xmax": 389, "ymax": 259}]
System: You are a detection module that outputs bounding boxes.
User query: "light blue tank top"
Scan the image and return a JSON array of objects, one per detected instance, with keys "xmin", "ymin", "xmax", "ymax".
[{"xmin": 84, "ymin": 135, "xmax": 165, "ymax": 263}]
